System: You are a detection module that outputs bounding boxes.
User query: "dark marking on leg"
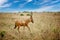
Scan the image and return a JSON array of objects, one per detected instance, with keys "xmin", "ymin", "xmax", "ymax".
[{"xmin": 14, "ymin": 25, "xmax": 17, "ymax": 29}]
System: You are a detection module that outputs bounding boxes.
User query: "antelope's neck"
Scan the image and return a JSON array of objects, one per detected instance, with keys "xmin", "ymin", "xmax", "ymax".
[{"xmin": 25, "ymin": 19, "xmax": 31, "ymax": 24}]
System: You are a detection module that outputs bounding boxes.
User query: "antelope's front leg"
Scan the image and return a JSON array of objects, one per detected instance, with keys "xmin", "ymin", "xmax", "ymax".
[
  {"xmin": 23, "ymin": 26, "xmax": 25, "ymax": 33},
  {"xmin": 26, "ymin": 25, "xmax": 33, "ymax": 36},
  {"xmin": 23, "ymin": 26, "xmax": 25, "ymax": 30},
  {"xmin": 26, "ymin": 25, "xmax": 31, "ymax": 32}
]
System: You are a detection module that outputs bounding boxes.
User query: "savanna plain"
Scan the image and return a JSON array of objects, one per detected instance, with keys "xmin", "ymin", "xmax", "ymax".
[{"xmin": 0, "ymin": 12, "xmax": 60, "ymax": 40}]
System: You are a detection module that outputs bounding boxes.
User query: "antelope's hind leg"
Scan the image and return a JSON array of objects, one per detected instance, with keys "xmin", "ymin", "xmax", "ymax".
[
  {"xmin": 17, "ymin": 26, "xmax": 20, "ymax": 33},
  {"xmin": 14, "ymin": 25, "xmax": 17, "ymax": 29}
]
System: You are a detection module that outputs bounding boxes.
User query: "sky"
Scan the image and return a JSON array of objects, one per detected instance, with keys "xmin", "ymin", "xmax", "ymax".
[{"xmin": 0, "ymin": 0, "xmax": 60, "ymax": 12}]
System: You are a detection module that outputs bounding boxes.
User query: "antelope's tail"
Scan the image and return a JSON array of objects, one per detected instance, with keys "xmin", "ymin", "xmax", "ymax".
[{"xmin": 14, "ymin": 25, "xmax": 17, "ymax": 29}]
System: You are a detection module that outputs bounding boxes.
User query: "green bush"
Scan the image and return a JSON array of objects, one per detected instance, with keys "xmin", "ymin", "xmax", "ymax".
[
  {"xmin": 27, "ymin": 14, "xmax": 31, "ymax": 16},
  {"xmin": 0, "ymin": 31, "xmax": 6, "ymax": 38},
  {"xmin": 20, "ymin": 14, "xmax": 24, "ymax": 16}
]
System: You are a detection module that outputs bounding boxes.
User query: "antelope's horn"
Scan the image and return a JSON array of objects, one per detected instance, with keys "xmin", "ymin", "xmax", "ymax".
[{"xmin": 31, "ymin": 12, "xmax": 33, "ymax": 16}]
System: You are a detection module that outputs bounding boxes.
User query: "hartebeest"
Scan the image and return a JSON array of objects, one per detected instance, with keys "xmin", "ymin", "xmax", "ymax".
[{"xmin": 14, "ymin": 12, "xmax": 34, "ymax": 32}]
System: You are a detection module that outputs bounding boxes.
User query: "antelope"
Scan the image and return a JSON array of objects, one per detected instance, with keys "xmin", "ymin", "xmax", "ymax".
[{"xmin": 14, "ymin": 12, "xmax": 34, "ymax": 33}]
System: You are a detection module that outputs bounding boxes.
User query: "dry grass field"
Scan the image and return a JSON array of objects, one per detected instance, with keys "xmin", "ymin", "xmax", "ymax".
[{"xmin": 0, "ymin": 12, "xmax": 60, "ymax": 40}]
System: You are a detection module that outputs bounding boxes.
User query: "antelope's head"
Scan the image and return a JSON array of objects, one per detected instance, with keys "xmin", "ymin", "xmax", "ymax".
[{"xmin": 30, "ymin": 12, "xmax": 34, "ymax": 23}]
